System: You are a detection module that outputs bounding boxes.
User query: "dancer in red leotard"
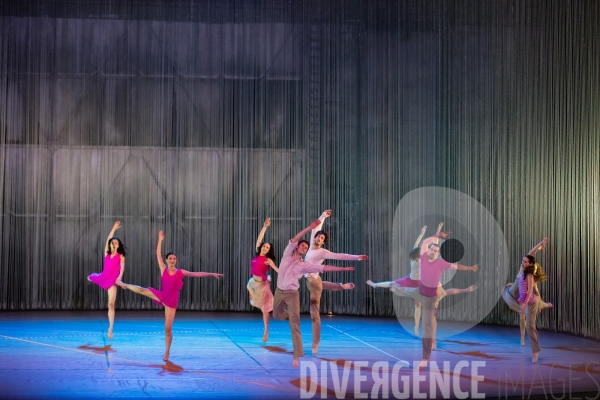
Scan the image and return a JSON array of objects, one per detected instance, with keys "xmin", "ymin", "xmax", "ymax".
[
  {"xmin": 88, "ymin": 221, "xmax": 126, "ymax": 340},
  {"xmin": 118, "ymin": 230, "xmax": 223, "ymax": 361}
]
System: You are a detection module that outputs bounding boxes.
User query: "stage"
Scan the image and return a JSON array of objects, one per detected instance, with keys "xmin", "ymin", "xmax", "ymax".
[{"xmin": 0, "ymin": 311, "xmax": 598, "ymax": 399}]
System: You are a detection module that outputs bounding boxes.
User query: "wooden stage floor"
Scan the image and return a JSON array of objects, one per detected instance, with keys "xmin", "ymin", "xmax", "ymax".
[{"xmin": 0, "ymin": 311, "xmax": 599, "ymax": 399}]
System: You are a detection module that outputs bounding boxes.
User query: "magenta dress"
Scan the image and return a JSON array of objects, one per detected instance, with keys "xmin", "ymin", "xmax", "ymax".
[
  {"xmin": 88, "ymin": 254, "xmax": 122, "ymax": 290},
  {"xmin": 149, "ymin": 269, "xmax": 184, "ymax": 308}
]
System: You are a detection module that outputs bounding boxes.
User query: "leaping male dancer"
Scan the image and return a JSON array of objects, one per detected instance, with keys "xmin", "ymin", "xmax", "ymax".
[{"xmin": 304, "ymin": 210, "xmax": 368, "ymax": 355}]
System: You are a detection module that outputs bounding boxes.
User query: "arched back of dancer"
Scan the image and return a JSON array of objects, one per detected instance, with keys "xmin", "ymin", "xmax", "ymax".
[
  {"xmin": 517, "ymin": 245, "xmax": 552, "ymax": 364},
  {"xmin": 272, "ymin": 219, "xmax": 356, "ymax": 367},
  {"xmin": 117, "ymin": 230, "xmax": 223, "ymax": 361},
  {"xmin": 303, "ymin": 210, "xmax": 368, "ymax": 355},
  {"xmin": 502, "ymin": 238, "xmax": 552, "ymax": 347},
  {"xmin": 247, "ymin": 218, "xmax": 279, "ymax": 342},
  {"xmin": 87, "ymin": 221, "xmax": 126, "ymax": 340}
]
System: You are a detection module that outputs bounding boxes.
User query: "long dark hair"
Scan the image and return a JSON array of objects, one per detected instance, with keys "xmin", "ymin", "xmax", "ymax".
[
  {"xmin": 256, "ymin": 242, "xmax": 276, "ymax": 262},
  {"xmin": 408, "ymin": 247, "xmax": 420, "ymax": 261},
  {"xmin": 107, "ymin": 237, "xmax": 127, "ymax": 257}
]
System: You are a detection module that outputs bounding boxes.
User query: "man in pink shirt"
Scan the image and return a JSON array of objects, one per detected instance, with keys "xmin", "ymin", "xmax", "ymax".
[
  {"xmin": 392, "ymin": 235, "xmax": 478, "ymax": 369},
  {"xmin": 273, "ymin": 219, "xmax": 356, "ymax": 367}
]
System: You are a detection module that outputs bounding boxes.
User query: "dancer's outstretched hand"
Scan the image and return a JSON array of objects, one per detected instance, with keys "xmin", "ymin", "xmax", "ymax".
[
  {"xmin": 211, "ymin": 273, "xmax": 224, "ymax": 280},
  {"xmin": 158, "ymin": 230, "xmax": 165, "ymax": 241},
  {"xmin": 436, "ymin": 231, "xmax": 451, "ymax": 239},
  {"xmin": 471, "ymin": 264, "xmax": 479, "ymax": 272},
  {"xmin": 263, "ymin": 218, "xmax": 271, "ymax": 227},
  {"xmin": 112, "ymin": 221, "xmax": 121, "ymax": 231},
  {"xmin": 322, "ymin": 210, "xmax": 332, "ymax": 218}
]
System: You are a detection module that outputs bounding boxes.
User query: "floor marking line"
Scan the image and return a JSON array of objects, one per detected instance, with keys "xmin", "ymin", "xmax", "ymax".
[
  {"xmin": 0, "ymin": 334, "xmax": 294, "ymax": 392},
  {"xmin": 207, "ymin": 320, "xmax": 271, "ymax": 374},
  {"xmin": 325, "ymin": 325, "xmax": 410, "ymax": 366}
]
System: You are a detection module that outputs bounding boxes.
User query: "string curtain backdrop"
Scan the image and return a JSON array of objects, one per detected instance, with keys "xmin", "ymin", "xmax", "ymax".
[{"xmin": 0, "ymin": 0, "xmax": 598, "ymax": 339}]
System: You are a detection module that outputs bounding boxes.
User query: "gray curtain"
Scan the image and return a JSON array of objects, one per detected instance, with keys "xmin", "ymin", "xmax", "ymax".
[{"xmin": 1, "ymin": 1, "xmax": 598, "ymax": 339}]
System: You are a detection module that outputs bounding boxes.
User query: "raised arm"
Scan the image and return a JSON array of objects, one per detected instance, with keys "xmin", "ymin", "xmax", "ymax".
[
  {"xmin": 311, "ymin": 210, "xmax": 331, "ymax": 239},
  {"xmin": 413, "ymin": 226, "xmax": 427, "ymax": 249},
  {"xmin": 420, "ymin": 231, "xmax": 451, "ymax": 255},
  {"xmin": 104, "ymin": 221, "xmax": 121, "ymax": 253},
  {"xmin": 528, "ymin": 238, "xmax": 549, "ymax": 256},
  {"xmin": 255, "ymin": 218, "xmax": 271, "ymax": 250},
  {"xmin": 290, "ymin": 219, "xmax": 322, "ymax": 243},
  {"xmin": 181, "ymin": 270, "xmax": 224, "ymax": 279},
  {"xmin": 156, "ymin": 230, "xmax": 166, "ymax": 274}
]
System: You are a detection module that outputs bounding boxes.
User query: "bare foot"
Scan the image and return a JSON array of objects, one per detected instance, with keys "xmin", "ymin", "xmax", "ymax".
[
  {"xmin": 366, "ymin": 280, "xmax": 376, "ymax": 288},
  {"xmin": 108, "ymin": 327, "xmax": 113, "ymax": 340},
  {"xmin": 341, "ymin": 283, "xmax": 355, "ymax": 290},
  {"xmin": 292, "ymin": 358, "xmax": 299, "ymax": 368},
  {"xmin": 466, "ymin": 285, "xmax": 477, "ymax": 293},
  {"xmin": 521, "ymin": 338, "xmax": 525, "ymax": 347},
  {"xmin": 312, "ymin": 343, "xmax": 318, "ymax": 355},
  {"xmin": 163, "ymin": 354, "xmax": 169, "ymax": 362},
  {"xmin": 532, "ymin": 352, "xmax": 539, "ymax": 364},
  {"xmin": 414, "ymin": 326, "xmax": 419, "ymax": 336},
  {"xmin": 432, "ymin": 339, "xmax": 437, "ymax": 351},
  {"xmin": 418, "ymin": 359, "xmax": 428, "ymax": 370},
  {"xmin": 262, "ymin": 331, "xmax": 268, "ymax": 342}
]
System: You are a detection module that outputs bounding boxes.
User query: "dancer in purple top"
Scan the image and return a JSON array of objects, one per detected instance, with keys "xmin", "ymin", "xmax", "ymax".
[
  {"xmin": 502, "ymin": 238, "xmax": 552, "ymax": 347},
  {"xmin": 247, "ymin": 218, "xmax": 279, "ymax": 342},
  {"xmin": 118, "ymin": 230, "xmax": 223, "ymax": 361},
  {"xmin": 87, "ymin": 221, "xmax": 126, "ymax": 340}
]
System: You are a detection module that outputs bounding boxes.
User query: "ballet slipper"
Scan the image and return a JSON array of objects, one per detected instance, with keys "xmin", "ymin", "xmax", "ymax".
[{"xmin": 366, "ymin": 280, "xmax": 376, "ymax": 288}]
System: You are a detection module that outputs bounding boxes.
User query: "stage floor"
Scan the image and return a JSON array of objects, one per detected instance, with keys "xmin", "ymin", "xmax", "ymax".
[{"xmin": 0, "ymin": 311, "xmax": 599, "ymax": 399}]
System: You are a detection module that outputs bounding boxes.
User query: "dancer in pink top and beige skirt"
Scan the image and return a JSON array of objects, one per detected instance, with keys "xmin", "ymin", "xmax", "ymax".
[
  {"xmin": 87, "ymin": 221, "xmax": 126, "ymax": 340},
  {"xmin": 118, "ymin": 230, "xmax": 223, "ymax": 361},
  {"xmin": 247, "ymin": 218, "xmax": 279, "ymax": 342}
]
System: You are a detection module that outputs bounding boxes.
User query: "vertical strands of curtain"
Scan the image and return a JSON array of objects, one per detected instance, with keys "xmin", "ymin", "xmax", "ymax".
[{"xmin": 0, "ymin": 0, "xmax": 598, "ymax": 339}]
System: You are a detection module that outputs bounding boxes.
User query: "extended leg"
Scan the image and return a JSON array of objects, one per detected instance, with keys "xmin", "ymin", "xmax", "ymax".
[{"xmin": 107, "ymin": 285, "xmax": 117, "ymax": 340}]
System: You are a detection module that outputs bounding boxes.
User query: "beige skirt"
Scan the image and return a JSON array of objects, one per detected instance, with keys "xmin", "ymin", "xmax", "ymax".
[{"xmin": 247, "ymin": 277, "xmax": 274, "ymax": 313}]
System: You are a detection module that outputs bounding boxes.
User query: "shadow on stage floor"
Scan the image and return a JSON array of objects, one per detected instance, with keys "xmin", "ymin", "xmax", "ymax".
[{"xmin": 0, "ymin": 311, "xmax": 598, "ymax": 399}]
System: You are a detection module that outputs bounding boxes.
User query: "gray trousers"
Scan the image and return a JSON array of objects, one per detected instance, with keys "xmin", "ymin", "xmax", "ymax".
[
  {"xmin": 306, "ymin": 277, "xmax": 323, "ymax": 345},
  {"xmin": 273, "ymin": 288, "xmax": 304, "ymax": 358},
  {"xmin": 525, "ymin": 299, "xmax": 542, "ymax": 354},
  {"xmin": 391, "ymin": 286, "xmax": 437, "ymax": 360}
]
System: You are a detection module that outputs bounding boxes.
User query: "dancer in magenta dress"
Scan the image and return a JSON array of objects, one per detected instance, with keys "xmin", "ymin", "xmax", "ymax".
[
  {"xmin": 118, "ymin": 230, "xmax": 223, "ymax": 361},
  {"xmin": 87, "ymin": 221, "xmax": 126, "ymax": 340},
  {"xmin": 246, "ymin": 218, "xmax": 279, "ymax": 342}
]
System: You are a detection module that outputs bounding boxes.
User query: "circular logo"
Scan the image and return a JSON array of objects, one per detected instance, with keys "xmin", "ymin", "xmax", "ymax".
[{"xmin": 391, "ymin": 187, "xmax": 510, "ymax": 338}]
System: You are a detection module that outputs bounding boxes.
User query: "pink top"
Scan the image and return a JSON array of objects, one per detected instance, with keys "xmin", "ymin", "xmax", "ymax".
[
  {"xmin": 88, "ymin": 254, "xmax": 122, "ymax": 290},
  {"xmin": 251, "ymin": 255, "xmax": 269, "ymax": 280},
  {"xmin": 277, "ymin": 241, "xmax": 324, "ymax": 291},
  {"xmin": 149, "ymin": 269, "xmax": 184, "ymax": 308},
  {"xmin": 418, "ymin": 253, "xmax": 456, "ymax": 297},
  {"xmin": 517, "ymin": 273, "xmax": 537, "ymax": 304}
]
